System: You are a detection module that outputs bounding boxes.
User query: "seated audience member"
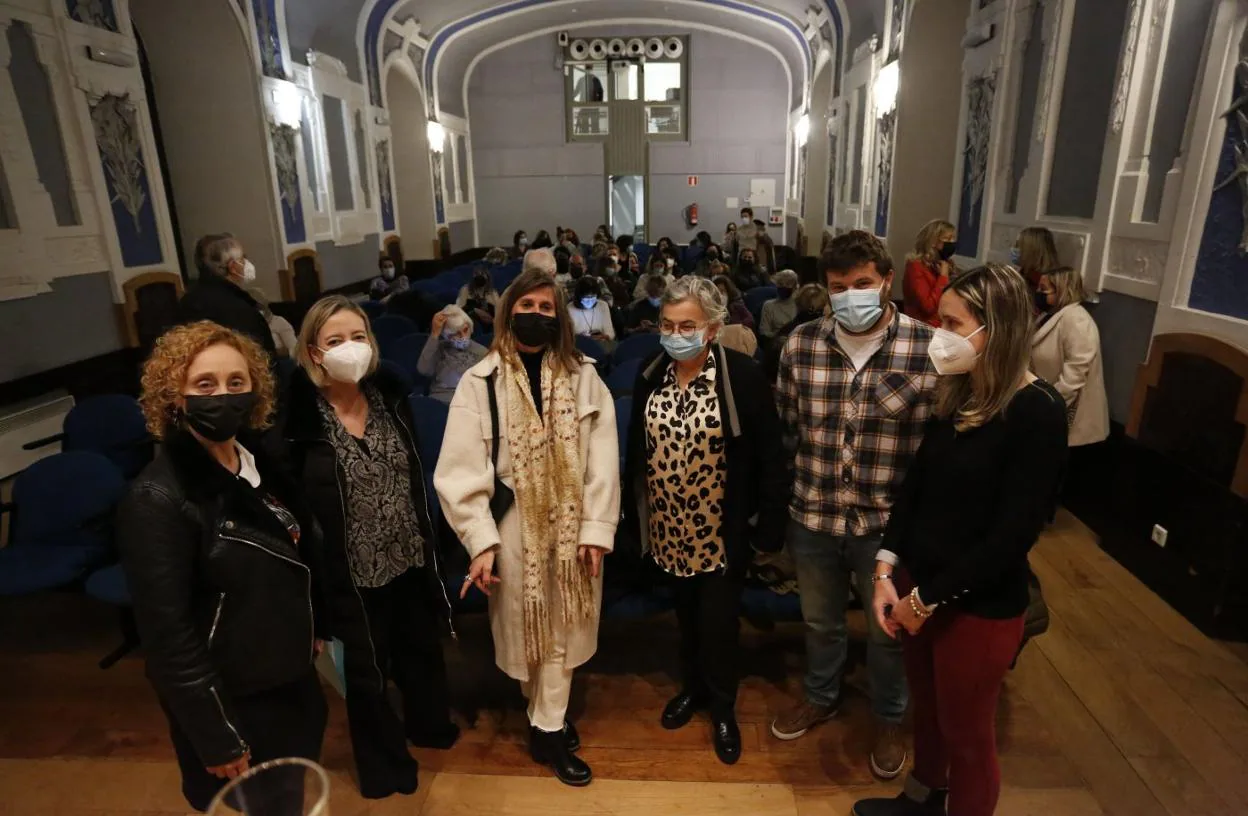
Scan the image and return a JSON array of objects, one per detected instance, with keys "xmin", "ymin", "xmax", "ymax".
[
  {"xmin": 855, "ymin": 264, "xmax": 1067, "ymax": 816},
  {"xmin": 764, "ymin": 283, "xmax": 831, "ymax": 384},
  {"xmin": 594, "ymin": 224, "xmax": 612, "ymax": 244},
  {"xmin": 457, "ymin": 267, "xmax": 500, "ymax": 329},
  {"xmin": 118, "ymin": 322, "xmax": 326, "ymax": 812},
  {"xmin": 249, "ymin": 287, "xmax": 297, "ymax": 358},
  {"xmin": 512, "ymin": 230, "xmax": 530, "ymax": 259},
  {"xmin": 904, "ymin": 219, "xmax": 957, "ymax": 328},
  {"xmin": 755, "ymin": 221, "xmax": 777, "ymax": 274},
  {"xmin": 713, "ymin": 276, "xmax": 756, "ymax": 330},
  {"xmin": 734, "ymin": 248, "xmax": 769, "ymax": 291},
  {"xmin": 561, "ymin": 228, "xmax": 581, "ymax": 256},
  {"xmin": 596, "ymin": 255, "xmax": 632, "ymax": 306},
  {"xmin": 419, "ymin": 305, "xmax": 490, "ymax": 403},
  {"xmin": 625, "ymin": 274, "xmax": 668, "ymax": 335},
  {"xmin": 590, "ymin": 241, "xmax": 610, "ymax": 262},
  {"xmin": 661, "ymin": 247, "xmax": 682, "ymax": 277},
  {"xmin": 1011, "ymin": 226, "xmax": 1059, "ymax": 288},
  {"xmin": 635, "ymin": 256, "xmax": 676, "ymax": 300},
  {"xmin": 694, "ymin": 244, "xmax": 725, "ymax": 278},
  {"xmin": 759, "ymin": 270, "xmax": 800, "ymax": 339},
  {"xmin": 655, "ymin": 236, "xmax": 675, "ymax": 256},
  {"xmin": 531, "ymin": 229, "xmax": 554, "ymax": 249},
  {"xmin": 372, "ymin": 253, "xmax": 410, "ymax": 300},
  {"xmin": 617, "ymin": 235, "xmax": 643, "ymax": 277},
  {"xmin": 554, "ymin": 246, "xmax": 574, "ymax": 290},
  {"xmin": 569, "ymin": 276, "xmax": 616, "ymax": 344},
  {"xmin": 718, "ymin": 324, "xmax": 758, "ymax": 357},
  {"xmin": 484, "ymin": 246, "xmax": 510, "ymax": 266},
  {"xmin": 179, "ymin": 233, "xmax": 276, "ymax": 356},
  {"xmin": 1031, "ymin": 266, "xmax": 1109, "ymax": 449},
  {"xmin": 723, "ymin": 222, "xmax": 738, "ymax": 257}
]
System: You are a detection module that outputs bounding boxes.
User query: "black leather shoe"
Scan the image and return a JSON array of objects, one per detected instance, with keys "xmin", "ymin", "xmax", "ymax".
[
  {"xmin": 564, "ymin": 720, "xmax": 580, "ymax": 752},
  {"xmin": 712, "ymin": 715, "xmax": 742, "ymax": 765},
  {"xmin": 530, "ymin": 726, "xmax": 592, "ymax": 786},
  {"xmin": 407, "ymin": 720, "xmax": 461, "ymax": 750},
  {"xmin": 661, "ymin": 691, "xmax": 706, "ymax": 730}
]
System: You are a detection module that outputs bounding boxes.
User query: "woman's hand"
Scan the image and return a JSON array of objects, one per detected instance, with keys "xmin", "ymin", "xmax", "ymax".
[
  {"xmin": 431, "ymin": 312, "xmax": 448, "ymax": 335},
  {"xmin": 313, "ymin": 638, "xmax": 326, "ymax": 656},
  {"xmin": 872, "ymin": 578, "xmax": 902, "ymax": 640},
  {"xmin": 463, "ymin": 548, "xmax": 501, "ymax": 598},
  {"xmin": 578, "ymin": 545, "xmax": 606, "ymax": 578},
  {"xmin": 889, "ymin": 592, "xmax": 928, "ymax": 636},
  {"xmin": 207, "ymin": 752, "xmax": 250, "ymax": 779}
]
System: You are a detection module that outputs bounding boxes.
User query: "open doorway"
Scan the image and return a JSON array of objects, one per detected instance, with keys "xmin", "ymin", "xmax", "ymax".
[
  {"xmin": 609, "ymin": 175, "xmax": 646, "ymax": 243},
  {"xmin": 887, "ymin": 0, "xmax": 972, "ymax": 262},
  {"xmin": 129, "ymin": 0, "xmax": 283, "ymax": 292},
  {"xmin": 385, "ymin": 66, "xmax": 437, "ymax": 260}
]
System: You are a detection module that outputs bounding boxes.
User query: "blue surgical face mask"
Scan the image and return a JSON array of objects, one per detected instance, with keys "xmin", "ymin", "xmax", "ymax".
[
  {"xmin": 450, "ymin": 336, "xmax": 471, "ymax": 351},
  {"xmin": 580, "ymin": 296, "xmax": 598, "ymax": 310},
  {"xmin": 661, "ymin": 330, "xmax": 707, "ymax": 361},
  {"xmin": 1009, "ymin": 247, "xmax": 1021, "ymax": 266},
  {"xmin": 648, "ymin": 296, "xmax": 662, "ymax": 308},
  {"xmin": 829, "ymin": 285, "xmax": 885, "ymax": 332}
]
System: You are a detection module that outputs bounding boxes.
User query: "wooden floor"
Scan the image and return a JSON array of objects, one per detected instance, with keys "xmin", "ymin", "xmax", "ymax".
[{"xmin": 2, "ymin": 509, "xmax": 1247, "ymax": 815}]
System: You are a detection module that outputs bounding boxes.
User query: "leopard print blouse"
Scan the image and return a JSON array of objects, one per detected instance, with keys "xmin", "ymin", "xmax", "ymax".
[{"xmin": 644, "ymin": 354, "xmax": 728, "ymax": 577}]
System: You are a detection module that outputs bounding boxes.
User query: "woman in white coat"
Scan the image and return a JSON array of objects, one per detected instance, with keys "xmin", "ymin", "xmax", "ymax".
[
  {"xmin": 434, "ymin": 266, "xmax": 619, "ymax": 788},
  {"xmin": 1031, "ymin": 266, "xmax": 1109, "ymax": 448}
]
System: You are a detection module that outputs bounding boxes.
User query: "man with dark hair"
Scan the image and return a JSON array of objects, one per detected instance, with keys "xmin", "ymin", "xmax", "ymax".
[
  {"xmin": 772, "ymin": 230, "xmax": 937, "ymax": 781},
  {"xmin": 178, "ymin": 233, "xmax": 276, "ymax": 356}
]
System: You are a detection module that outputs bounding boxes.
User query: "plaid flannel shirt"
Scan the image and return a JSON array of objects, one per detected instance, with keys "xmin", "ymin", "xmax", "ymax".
[{"xmin": 777, "ymin": 310, "xmax": 937, "ymax": 538}]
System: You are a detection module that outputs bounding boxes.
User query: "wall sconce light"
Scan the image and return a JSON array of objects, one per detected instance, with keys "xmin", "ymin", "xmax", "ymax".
[
  {"xmin": 426, "ymin": 120, "xmax": 446, "ymax": 153},
  {"xmin": 270, "ymin": 79, "xmax": 304, "ymax": 129},
  {"xmin": 794, "ymin": 113, "xmax": 811, "ymax": 148},
  {"xmin": 85, "ymin": 45, "xmax": 136, "ymax": 68},
  {"xmin": 874, "ymin": 60, "xmax": 900, "ymax": 116}
]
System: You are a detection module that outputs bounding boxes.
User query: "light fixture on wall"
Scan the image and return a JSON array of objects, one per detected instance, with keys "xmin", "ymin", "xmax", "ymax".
[
  {"xmin": 270, "ymin": 79, "xmax": 304, "ymax": 129},
  {"xmin": 873, "ymin": 60, "xmax": 900, "ymax": 116},
  {"xmin": 85, "ymin": 45, "xmax": 136, "ymax": 68},
  {"xmin": 427, "ymin": 120, "xmax": 446, "ymax": 153},
  {"xmin": 794, "ymin": 113, "xmax": 811, "ymax": 148}
]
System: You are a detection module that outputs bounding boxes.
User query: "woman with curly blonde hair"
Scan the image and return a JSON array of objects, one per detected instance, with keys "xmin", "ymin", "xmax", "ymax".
[{"xmin": 118, "ymin": 321, "xmax": 328, "ymax": 812}]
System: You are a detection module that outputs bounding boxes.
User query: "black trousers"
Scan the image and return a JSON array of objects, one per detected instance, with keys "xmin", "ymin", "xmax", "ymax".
[
  {"xmin": 665, "ymin": 562, "xmax": 746, "ymax": 717},
  {"xmin": 347, "ymin": 566, "xmax": 452, "ymax": 798},
  {"xmin": 165, "ymin": 669, "xmax": 328, "ymax": 813}
]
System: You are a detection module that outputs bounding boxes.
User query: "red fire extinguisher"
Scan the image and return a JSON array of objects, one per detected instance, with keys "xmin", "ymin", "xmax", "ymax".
[{"xmin": 685, "ymin": 202, "xmax": 699, "ymax": 229}]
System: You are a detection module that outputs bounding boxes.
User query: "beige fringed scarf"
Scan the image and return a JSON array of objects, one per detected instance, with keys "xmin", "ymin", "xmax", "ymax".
[{"xmin": 503, "ymin": 352, "xmax": 594, "ymax": 665}]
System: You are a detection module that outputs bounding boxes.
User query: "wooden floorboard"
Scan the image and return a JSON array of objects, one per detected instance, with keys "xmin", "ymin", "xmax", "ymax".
[{"xmin": 0, "ymin": 510, "xmax": 1245, "ymax": 814}]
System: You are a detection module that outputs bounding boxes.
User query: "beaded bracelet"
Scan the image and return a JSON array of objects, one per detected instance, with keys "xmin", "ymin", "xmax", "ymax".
[{"xmin": 908, "ymin": 587, "xmax": 933, "ymax": 619}]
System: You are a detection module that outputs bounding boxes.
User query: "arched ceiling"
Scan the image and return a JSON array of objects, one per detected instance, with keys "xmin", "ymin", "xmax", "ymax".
[{"xmin": 283, "ymin": 1, "xmax": 885, "ymax": 113}]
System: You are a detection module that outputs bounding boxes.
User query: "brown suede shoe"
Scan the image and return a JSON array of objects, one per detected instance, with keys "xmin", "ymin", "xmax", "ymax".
[
  {"xmin": 870, "ymin": 721, "xmax": 908, "ymax": 779},
  {"xmin": 770, "ymin": 698, "xmax": 837, "ymax": 741}
]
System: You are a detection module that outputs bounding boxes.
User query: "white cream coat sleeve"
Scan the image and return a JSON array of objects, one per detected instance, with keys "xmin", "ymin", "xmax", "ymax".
[
  {"xmin": 1055, "ymin": 309, "xmax": 1100, "ymax": 406},
  {"xmin": 578, "ymin": 376, "xmax": 620, "ymax": 551},
  {"xmin": 433, "ymin": 382, "xmax": 502, "ymax": 560}
]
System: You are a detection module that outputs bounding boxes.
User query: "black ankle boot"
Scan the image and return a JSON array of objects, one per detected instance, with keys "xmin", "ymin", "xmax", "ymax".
[
  {"xmin": 530, "ymin": 726, "xmax": 592, "ymax": 786},
  {"xmin": 711, "ymin": 712, "xmax": 741, "ymax": 765},
  {"xmin": 852, "ymin": 775, "xmax": 948, "ymax": 815},
  {"xmin": 564, "ymin": 720, "xmax": 580, "ymax": 752},
  {"xmin": 662, "ymin": 691, "xmax": 706, "ymax": 730}
]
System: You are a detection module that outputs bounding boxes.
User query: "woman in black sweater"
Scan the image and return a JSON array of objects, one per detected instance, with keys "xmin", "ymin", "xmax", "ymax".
[{"xmin": 853, "ymin": 264, "xmax": 1067, "ymax": 816}]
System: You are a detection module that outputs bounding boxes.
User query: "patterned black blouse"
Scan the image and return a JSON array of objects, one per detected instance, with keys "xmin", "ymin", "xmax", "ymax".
[
  {"xmin": 644, "ymin": 354, "xmax": 728, "ymax": 577},
  {"xmin": 319, "ymin": 386, "xmax": 425, "ymax": 588}
]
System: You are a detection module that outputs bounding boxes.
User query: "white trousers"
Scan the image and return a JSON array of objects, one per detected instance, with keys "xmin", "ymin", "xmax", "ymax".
[{"xmin": 519, "ymin": 658, "xmax": 574, "ymax": 733}]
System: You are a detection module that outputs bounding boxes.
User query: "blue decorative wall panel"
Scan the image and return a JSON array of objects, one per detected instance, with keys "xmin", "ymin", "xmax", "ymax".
[
  {"xmin": 66, "ymin": 0, "xmax": 117, "ymax": 32},
  {"xmin": 875, "ymin": 111, "xmax": 896, "ymax": 238},
  {"xmin": 251, "ymin": 0, "xmax": 285, "ymax": 79},
  {"xmin": 956, "ymin": 74, "xmax": 996, "ymax": 257},
  {"xmin": 270, "ymin": 123, "xmax": 305, "ymax": 244},
  {"xmin": 90, "ymin": 94, "xmax": 161, "ymax": 267},
  {"xmin": 377, "ymin": 140, "xmax": 396, "ymax": 232},
  {"xmin": 1190, "ymin": 80, "xmax": 1248, "ymax": 320},
  {"xmin": 364, "ymin": 2, "xmax": 389, "ymax": 107}
]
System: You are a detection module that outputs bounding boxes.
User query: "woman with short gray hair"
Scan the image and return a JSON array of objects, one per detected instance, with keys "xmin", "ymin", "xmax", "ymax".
[
  {"xmin": 619, "ymin": 273, "xmax": 788, "ymax": 766},
  {"xmin": 418, "ymin": 305, "xmax": 489, "ymax": 403}
]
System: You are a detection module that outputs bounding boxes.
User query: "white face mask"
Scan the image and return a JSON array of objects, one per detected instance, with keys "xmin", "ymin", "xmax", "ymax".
[
  {"xmin": 240, "ymin": 258, "xmax": 257, "ymax": 283},
  {"xmin": 319, "ymin": 340, "xmax": 373, "ymax": 383},
  {"xmin": 928, "ymin": 325, "xmax": 985, "ymax": 375}
]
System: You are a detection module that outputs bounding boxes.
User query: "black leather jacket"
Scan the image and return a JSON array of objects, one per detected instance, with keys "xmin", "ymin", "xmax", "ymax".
[
  {"xmin": 117, "ymin": 430, "xmax": 323, "ymax": 768},
  {"xmin": 283, "ymin": 365, "xmax": 453, "ymax": 694}
]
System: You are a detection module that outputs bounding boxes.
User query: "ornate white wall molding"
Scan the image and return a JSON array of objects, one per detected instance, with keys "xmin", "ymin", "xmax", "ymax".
[
  {"xmin": 1111, "ymin": 0, "xmax": 1146, "ymax": 136},
  {"xmin": 44, "ymin": 234, "xmax": 106, "ymax": 267},
  {"xmin": 1034, "ymin": 0, "xmax": 1063, "ymax": 144},
  {"xmin": 1107, "ymin": 236, "xmax": 1168, "ymax": 284}
]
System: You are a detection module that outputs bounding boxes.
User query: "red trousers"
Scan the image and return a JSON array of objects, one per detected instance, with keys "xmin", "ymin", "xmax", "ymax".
[{"xmin": 904, "ymin": 609, "xmax": 1023, "ymax": 816}]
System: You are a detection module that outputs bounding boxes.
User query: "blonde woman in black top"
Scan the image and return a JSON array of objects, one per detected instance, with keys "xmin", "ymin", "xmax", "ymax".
[{"xmin": 854, "ymin": 264, "xmax": 1067, "ymax": 816}]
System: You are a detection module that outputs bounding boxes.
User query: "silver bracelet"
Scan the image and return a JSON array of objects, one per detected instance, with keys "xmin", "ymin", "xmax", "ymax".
[{"xmin": 871, "ymin": 573, "xmax": 893, "ymax": 584}]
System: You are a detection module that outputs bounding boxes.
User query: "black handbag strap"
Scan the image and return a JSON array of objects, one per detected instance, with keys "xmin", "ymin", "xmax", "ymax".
[{"xmin": 486, "ymin": 372, "xmax": 500, "ymax": 469}]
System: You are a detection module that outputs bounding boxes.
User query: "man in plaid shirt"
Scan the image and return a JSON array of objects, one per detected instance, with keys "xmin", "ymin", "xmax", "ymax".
[{"xmin": 771, "ymin": 231, "xmax": 937, "ymax": 780}]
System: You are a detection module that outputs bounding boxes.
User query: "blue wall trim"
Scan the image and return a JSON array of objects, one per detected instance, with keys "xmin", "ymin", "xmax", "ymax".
[
  {"xmin": 1190, "ymin": 83, "xmax": 1248, "ymax": 321},
  {"xmin": 103, "ymin": 157, "xmax": 162, "ymax": 268},
  {"xmin": 251, "ymin": 0, "xmax": 286, "ymax": 79},
  {"xmin": 364, "ymin": 0, "xmax": 390, "ymax": 106}
]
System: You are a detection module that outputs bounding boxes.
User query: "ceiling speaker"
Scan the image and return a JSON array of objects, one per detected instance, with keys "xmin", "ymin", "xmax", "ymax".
[
  {"xmin": 607, "ymin": 38, "xmax": 626, "ymax": 57},
  {"xmin": 644, "ymin": 37, "xmax": 664, "ymax": 59},
  {"xmin": 588, "ymin": 39, "xmax": 607, "ymax": 59},
  {"xmin": 569, "ymin": 39, "xmax": 589, "ymax": 60},
  {"xmin": 663, "ymin": 36, "xmax": 684, "ymax": 59},
  {"xmin": 626, "ymin": 38, "xmax": 645, "ymax": 57}
]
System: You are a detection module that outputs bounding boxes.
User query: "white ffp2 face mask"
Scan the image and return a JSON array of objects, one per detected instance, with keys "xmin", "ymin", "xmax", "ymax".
[
  {"xmin": 240, "ymin": 259, "xmax": 257, "ymax": 283},
  {"xmin": 928, "ymin": 325, "xmax": 985, "ymax": 375},
  {"xmin": 319, "ymin": 340, "xmax": 374, "ymax": 383}
]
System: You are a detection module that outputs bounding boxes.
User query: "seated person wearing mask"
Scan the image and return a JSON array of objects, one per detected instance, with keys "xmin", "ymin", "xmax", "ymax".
[
  {"xmin": 569, "ymin": 277, "xmax": 616, "ymax": 346},
  {"xmin": 597, "ymin": 255, "xmax": 632, "ymax": 307},
  {"xmin": 694, "ymin": 244, "xmax": 725, "ymax": 278},
  {"xmin": 625, "ymin": 274, "xmax": 668, "ymax": 335},
  {"xmin": 734, "ymin": 249, "xmax": 769, "ymax": 292},
  {"xmin": 634, "ymin": 256, "xmax": 676, "ymax": 300},
  {"xmin": 456, "ymin": 267, "xmax": 500, "ymax": 329},
  {"xmin": 419, "ymin": 306, "xmax": 489, "ymax": 403},
  {"xmin": 759, "ymin": 270, "xmax": 800, "ymax": 339},
  {"xmin": 371, "ymin": 254, "xmax": 410, "ymax": 300},
  {"xmin": 512, "ymin": 230, "xmax": 530, "ymax": 259}
]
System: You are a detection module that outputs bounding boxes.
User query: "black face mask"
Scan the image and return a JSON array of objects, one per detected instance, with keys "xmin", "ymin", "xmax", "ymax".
[
  {"xmin": 512, "ymin": 312, "xmax": 560, "ymax": 348},
  {"xmin": 182, "ymin": 392, "xmax": 256, "ymax": 443},
  {"xmin": 1034, "ymin": 290, "xmax": 1051, "ymax": 314},
  {"xmin": 472, "ymin": 275, "xmax": 489, "ymax": 289},
  {"xmin": 939, "ymin": 241, "xmax": 958, "ymax": 261}
]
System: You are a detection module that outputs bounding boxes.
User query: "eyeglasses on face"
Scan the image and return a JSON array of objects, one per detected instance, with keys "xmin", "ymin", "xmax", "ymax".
[{"xmin": 659, "ymin": 321, "xmax": 708, "ymax": 337}]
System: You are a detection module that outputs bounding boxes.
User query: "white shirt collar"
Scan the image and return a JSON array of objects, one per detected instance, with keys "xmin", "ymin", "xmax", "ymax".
[{"xmin": 235, "ymin": 443, "xmax": 261, "ymax": 488}]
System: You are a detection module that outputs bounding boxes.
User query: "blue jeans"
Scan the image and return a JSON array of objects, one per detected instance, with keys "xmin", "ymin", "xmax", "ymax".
[{"xmin": 789, "ymin": 521, "xmax": 907, "ymax": 723}]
